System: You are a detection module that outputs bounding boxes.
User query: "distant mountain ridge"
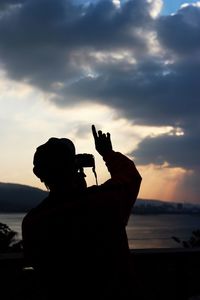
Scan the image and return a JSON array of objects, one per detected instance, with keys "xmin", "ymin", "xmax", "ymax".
[
  {"xmin": 0, "ymin": 182, "xmax": 199, "ymax": 213},
  {"xmin": 0, "ymin": 182, "xmax": 47, "ymax": 212}
]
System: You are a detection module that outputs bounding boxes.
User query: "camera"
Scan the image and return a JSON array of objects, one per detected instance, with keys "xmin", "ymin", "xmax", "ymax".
[
  {"xmin": 76, "ymin": 153, "xmax": 98, "ymax": 185},
  {"xmin": 76, "ymin": 153, "xmax": 95, "ymax": 169}
]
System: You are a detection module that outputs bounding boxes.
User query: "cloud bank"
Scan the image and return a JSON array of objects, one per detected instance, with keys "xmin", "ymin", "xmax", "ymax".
[{"xmin": 0, "ymin": 0, "xmax": 199, "ymax": 201}]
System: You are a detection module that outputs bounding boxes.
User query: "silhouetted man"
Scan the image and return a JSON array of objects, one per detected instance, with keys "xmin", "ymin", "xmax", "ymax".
[{"xmin": 22, "ymin": 125, "xmax": 142, "ymax": 299}]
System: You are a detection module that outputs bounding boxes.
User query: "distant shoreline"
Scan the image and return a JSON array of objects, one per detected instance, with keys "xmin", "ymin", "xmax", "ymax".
[
  {"xmin": 0, "ymin": 211, "xmax": 200, "ymax": 216},
  {"xmin": 132, "ymin": 212, "xmax": 200, "ymax": 216}
]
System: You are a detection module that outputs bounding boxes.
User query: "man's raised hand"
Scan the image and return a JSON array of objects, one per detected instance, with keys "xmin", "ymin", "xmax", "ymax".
[{"xmin": 92, "ymin": 125, "xmax": 112, "ymax": 157}]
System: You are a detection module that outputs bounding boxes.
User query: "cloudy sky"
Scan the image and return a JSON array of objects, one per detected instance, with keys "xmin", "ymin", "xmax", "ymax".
[{"xmin": 0, "ymin": 0, "xmax": 199, "ymax": 204}]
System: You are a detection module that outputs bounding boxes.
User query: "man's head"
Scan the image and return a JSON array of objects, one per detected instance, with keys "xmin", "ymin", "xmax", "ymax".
[{"xmin": 33, "ymin": 137, "xmax": 76, "ymax": 189}]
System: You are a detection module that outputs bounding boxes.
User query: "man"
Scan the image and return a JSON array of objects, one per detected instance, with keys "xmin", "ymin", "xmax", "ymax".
[{"xmin": 22, "ymin": 125, "xmax": 142, "ymax": 299}]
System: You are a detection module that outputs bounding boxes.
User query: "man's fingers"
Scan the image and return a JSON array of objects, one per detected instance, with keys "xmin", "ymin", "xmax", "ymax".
[
  {"xmin": 92, "ymin": 125, "xmax": 111, "ymax": 144},
  {"xmin": 98, "ymin": 130, "xmax": 103, "ymax": 137},
  {"xmin": 92, "ymin": 125, "xmax": 98, "ymax": 140}
]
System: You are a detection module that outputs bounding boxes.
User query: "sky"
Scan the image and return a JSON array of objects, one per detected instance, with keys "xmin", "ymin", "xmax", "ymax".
[{"xmin": 0, "ymin": 0, "xmax": 199, "ymax": 204}]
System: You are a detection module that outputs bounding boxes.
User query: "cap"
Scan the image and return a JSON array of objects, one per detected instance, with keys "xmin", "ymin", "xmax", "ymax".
[{"xmin": 33, "ymin": 137, "xmax": 76, "ymax": 181}]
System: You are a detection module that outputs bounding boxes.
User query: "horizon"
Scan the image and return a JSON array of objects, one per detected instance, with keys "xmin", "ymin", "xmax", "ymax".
[
  {"xmin": 0, "ymin": 0, "xmax": 199, "ymax": 205},
  {"xmin": 1, "ymin": 180, "xmax": 199, "ymax": 206}
]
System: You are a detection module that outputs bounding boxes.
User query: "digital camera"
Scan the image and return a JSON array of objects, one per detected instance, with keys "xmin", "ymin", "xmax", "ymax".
[{"xmin": 76, "ymin": 153, "xmax": 95, "ymax": 169}]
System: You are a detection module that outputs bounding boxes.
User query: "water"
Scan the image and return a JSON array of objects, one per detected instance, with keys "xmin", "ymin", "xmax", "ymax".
[
  {"xmin": 1, "ymin": 213, "xmax": 200, "ymax": 249},
  {"xmin": 0, "ymin": 213, "xmax": 25, "ymax": 241},
  {"xmin": 127, "ymin": 214, "xmax": 200, "ymax": 249}
]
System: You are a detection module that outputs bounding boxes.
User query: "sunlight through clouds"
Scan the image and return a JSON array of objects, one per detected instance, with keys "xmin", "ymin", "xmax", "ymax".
[
  {"xmin": 0, "ymin": 71, "xmax": 175, "ymax": 194},
  {"xmin": 138, "ymin": 164, "xmax": 187, "ymax": 201},
  {"xmin": 112, "ymin": 0, "xmax": 120, "ymax": 8},
  {"xmin": 0, "ymin": 0, "xmax": 199, "ymax": 203},
  {"xmin": 147, "ymin": 0, "xmax": 163, "ymax": 18}
]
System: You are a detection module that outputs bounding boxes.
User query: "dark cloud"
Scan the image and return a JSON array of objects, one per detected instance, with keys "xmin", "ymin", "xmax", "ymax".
[
  {"xmin": 0, "ymin": 0, "xmax": 25, "ymax": 10},
  {"xmin": 0, "ymin": 0, "xmax": 151, "ymax": 88},
  {"xmin": 133, "ymin": 129, "xmax": 200, "ymax": 169},
  {"xmin": 63, "ymin": 58, "xmax": 200, "ymax": 127},
  {"xmin": 132, "ymin": 124, "xmax": 200, "ymax": 203},
  {"xmin": 157, "ymin": 4, "xmax": 200, "ymax": 55},
  {"xmin": 0, "ymin": 0, "xmax": 199, "ymax": 200}
]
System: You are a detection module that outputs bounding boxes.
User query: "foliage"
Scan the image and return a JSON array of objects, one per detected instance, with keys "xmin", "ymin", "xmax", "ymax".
[
  {"xmin": 0, "ymin": 222, "xmax": 22, "ymax": 252},
  {"xmin": 172, "ymin": 230, "xmax": 200, "ymax": 248}
]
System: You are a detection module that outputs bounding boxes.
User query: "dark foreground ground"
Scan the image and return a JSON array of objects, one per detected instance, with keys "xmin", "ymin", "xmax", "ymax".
[{"xmin": 0, "ymin": 248, "xmax": 200, "ymax": 300}]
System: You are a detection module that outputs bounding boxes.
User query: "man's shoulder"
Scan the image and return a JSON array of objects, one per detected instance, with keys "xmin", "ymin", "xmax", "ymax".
[
  {"xmin": 22, "ymin": 197, "xmax": 49, "ymax": 222},
  {"xmin": 85, "ymin": 180, "xmax": 114, "ymax": 197},
  {"xmin": 86, "ymin": 184, "xmax": 106, "ymax": 193}
]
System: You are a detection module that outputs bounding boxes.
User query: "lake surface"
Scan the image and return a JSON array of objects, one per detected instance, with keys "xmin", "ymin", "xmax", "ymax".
[
  {"xmin": 127, "ymin": 214, "xmax": 200, "ymax": 249},
  {"xmin": 1, "ymin": 213, "xmax": 200, "ymax": 249}
]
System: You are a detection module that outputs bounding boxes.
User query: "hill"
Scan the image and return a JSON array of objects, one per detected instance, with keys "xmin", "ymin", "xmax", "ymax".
[
  {"xmin": 0, "ymin": 182, "xmax": 199, "ymax": 214},
  {"xmin": 0, "ymin": 182, "xmax": 47, "ymax": 212}
]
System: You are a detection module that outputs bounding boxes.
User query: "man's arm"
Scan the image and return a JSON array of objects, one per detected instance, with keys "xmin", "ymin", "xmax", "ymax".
[{"xmin": 91, "ymin": 125, "xmax": 142, "ymax": 224}]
